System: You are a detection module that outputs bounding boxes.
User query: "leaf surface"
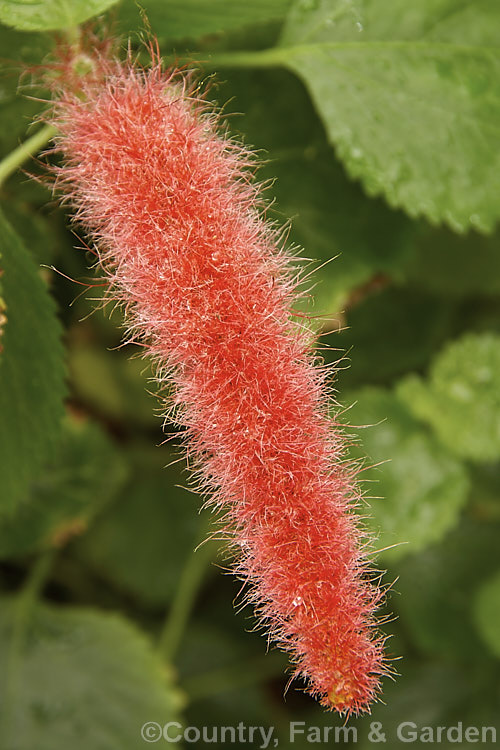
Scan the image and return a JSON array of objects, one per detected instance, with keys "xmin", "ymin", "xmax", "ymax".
[
  {"xmin": 0, "ymin": 600, "xmax": 181, "ymax": 749},
  {"xmin": 251, "ymin": 0, "xmax": 500, "ymax": 230},
  {"xmin": 398, "ymin": 333, "xmax": 500, "ymax": 461},
  {"xmin": 0, "ymin": 0, "xmax": 118, "ymax": 30},
  {"xmin": 0, "ymin": 211, "xmax": 66, "ymax": 515},
  {"xmin": 348, "ymin": 386, "xmax": 469, "ymax": 559}
]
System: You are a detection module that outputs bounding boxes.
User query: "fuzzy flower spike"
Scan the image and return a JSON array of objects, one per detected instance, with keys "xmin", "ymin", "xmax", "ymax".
[{"xmin": 46, "ymin": 40, "xmax": 387, "ymax": 715}]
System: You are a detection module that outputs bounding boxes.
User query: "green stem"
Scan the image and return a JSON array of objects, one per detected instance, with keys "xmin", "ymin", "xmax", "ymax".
[
  {"xmin": 169, "ymin": 47, "xmax": 285, "ymax": 71},
  {"xmin": 159, "ymin": 516, "xmax": 218, "ymax": 662},
  {"xmin": 0, "ymin": 124, "xmax": 57, "ymax": 187},
  {"xmin": 16, "ymin": 548, "xmax": 56, "ymax": 617}
]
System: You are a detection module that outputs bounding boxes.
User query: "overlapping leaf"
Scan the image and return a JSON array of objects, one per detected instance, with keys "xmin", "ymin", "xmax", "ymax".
[
  {"xmin": 0, "ymin": 211, "xmax": 66, "ymax": 515},
  {"xmin": 118, "ymin": 0, "xmax": 292, "ymax": 44},
  {"xmin": 75, "ymin": 447, "xmax": 206, "ymax": 606},
  {"xmin": 395, "ymin": 518, "xmax": 500, "ymax": 661},
  {"xmin": 0, "ymin": 417, "xmax": 128, "ymax": 558},
  {"xmin": 69, "ymin": 344, "xmax": 159, "ymax": 429},
  {"xmin": 398, "ymin": 333, "xmax": 500, "ymax": 462},
  {"xmin": 329, "ymin": 287, "xmax": 452, "ymax": 388},
  {"xmin": 0, "ymin": 254, "xmax": 5, "ymax": 366},
  {"xmin": 0, "ymin": 599, "xmax": 182, "ymax": 749},
  {"xmin": 401, "ymin": 223, "xmax": 500, "ymax": 297},
  {"xmin": 215, "ymin": 67, "xmax": 411, "ymax": 312},
  {"xmin": 474, "ymin": 568, "xmax": 500, "ymax": 657},
  {"xmin": 0, "ymin": 0, "xmax": 118, "ymax": 31},
  {"xmin": 347, "ymin": 387, "xmax": 469, "ymax": 560},
  {"xmin": 0, "ymin": 25, "xmax": 51, "ymax": 159},
  {"xmin": 254, "ymin": 0, "xmax": 500, "ymax": 230}
]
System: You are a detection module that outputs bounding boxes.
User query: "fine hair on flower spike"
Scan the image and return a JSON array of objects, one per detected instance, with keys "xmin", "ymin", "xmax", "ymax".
[{"xmin": 43, "ymin": 31, "xmax": 390, "ymax": 716}]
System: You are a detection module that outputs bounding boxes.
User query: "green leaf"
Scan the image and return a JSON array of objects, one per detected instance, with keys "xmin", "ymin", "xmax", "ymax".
[
  {"xmin": 288, "ymin": 658, "xmax": 499, "ymax": 750},
  {"xmin": 0, "ymin": 256, "xmax": 5, "ymax": 366},
  {"xmin": 0, "ymin": 210, "xmax": 66, "ymax": 515},
  {"xmin": 278, "ymin": 48, "xmax": 500, "ymax": 233},
  {"xmin": 74, "ymin": 448, "xmax": 205, "ymax": 607},
  {"xmin": 69, "ymin": 344, "xmax": 159, "ymax": 429},
  {"xmin": 0, "ymin": 25, "xmax": 52, "ymax": 158},
  {"xmin": 329, "ymin": 287, "xmax": 453, "ymax": 389},
  {"xmin": 354, "ymin": 660, "xmax": 500, "ymax": 750},
  {"xmin": 474, "ymin": 568, "xmax": 500, "ymax": 658},
  {"xmin": 347, "ymin": 387, "xmax": 469, "ymax": 560},
  {"xmin": 401, "ymin": 222, "xmax": 500, "ymax": 297},
  {"xmin": 3, "ymin": 201, "xmax": 62, "ymax": 266},
  {"xmin": 215, "ymin": 67, "xmax": 412, "ymax": 312},
  {"xmin": 280, "ymin": 0, "xmax": 500, "ymax": 47},
  {"xmin": 398, "ymin": 332, "xmax": 500, "ymax": 462},
  {"xmin": 467, "ymin": 462, "xmax": 500, "ymax": 522},
  {"xmin": 395, "ymin": 517, "xmax": 500, "ymax": 661},
  {"xmin": 0, "ymin": 417, "xmax": 128, "ymax": 558},
  {"xmin": 0, "ymin": 0, "xmax": 118, "ymax": 30},
  {"xmin": 264, "ymin": 147, "xmax": 412, "ymax": 314},
  {"xmin": 118, "ymin": 0, "xmax": 292, "ymax": 44},
  {"xmin": 265, "ymin": 0, "xmax": 500, "ymax": 230},
  {"xmin": 0, "ymin": 599, "xmax": 182, "ymax": 749}
]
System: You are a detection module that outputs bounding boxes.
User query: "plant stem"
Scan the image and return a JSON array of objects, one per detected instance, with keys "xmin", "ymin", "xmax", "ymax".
[
  {"xmin": 166, "ymin": 47, "xmax": 285, "ymax": 71},
  {"xmin": 15, "ymin": 548, "xmax": 56, "ymax": 626},
  {"xmin": 0, "ymin": 124, "xmax": 57, "ymax": 187},
  {"xmin": 159, "ymin": 515, "xmax": 218, "ymax": 663}
]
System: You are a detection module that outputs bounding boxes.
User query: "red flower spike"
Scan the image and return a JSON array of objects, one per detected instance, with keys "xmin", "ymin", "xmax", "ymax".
[{"xmin": 46, "ymin": 44, "xmax": 388, "ymax": 715}]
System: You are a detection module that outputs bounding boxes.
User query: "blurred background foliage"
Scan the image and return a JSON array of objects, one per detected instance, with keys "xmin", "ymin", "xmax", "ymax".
[{"xmin": 1, "ymin": 0, "xmax": 500, "ymax": 747}]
